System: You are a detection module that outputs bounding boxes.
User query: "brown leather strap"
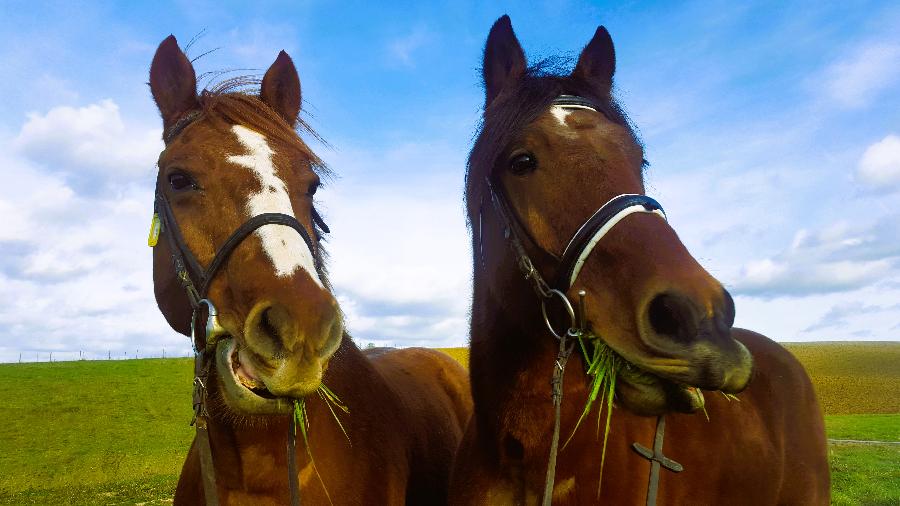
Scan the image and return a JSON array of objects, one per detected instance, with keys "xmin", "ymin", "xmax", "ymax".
[
  {"xmin": 192, "ymin": 351, "xmax": 219, "ymax": 506},
  {"xmin": 541, "ymin": 335, "xmax": 575, "ymax": 505},
  {"xmin": 196, "ymin": 416, "xmax": 220, "ymax": 506}
]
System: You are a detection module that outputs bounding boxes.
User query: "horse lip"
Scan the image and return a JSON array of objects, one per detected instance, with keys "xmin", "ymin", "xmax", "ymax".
[
  {"xmin": 613, "ymin": 337, "xmax": 754, "ymax": 393},
  {"xmin": 214, "ymin": 337, "xmax": 294, "ymax": 415},
  {"xmin": 613, "ymin": 363, "xmax": 708, "ymax": 415},
  {"xmin": 598, "ymin": 338, "xmax": 751, "ymax": 414}
]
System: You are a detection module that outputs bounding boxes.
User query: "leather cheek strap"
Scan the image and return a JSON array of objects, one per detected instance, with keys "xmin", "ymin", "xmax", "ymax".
[
  {"xmin": 554, "ymin": 194, "xmax": 665, "ymax": 291},
  {"xmin": 155, "ymin": 192, "xmax": 321, "ymax": 300}
]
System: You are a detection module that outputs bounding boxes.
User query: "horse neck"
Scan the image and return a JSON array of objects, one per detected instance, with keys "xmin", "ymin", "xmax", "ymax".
[{"xmin": 469, "ymin": 253, "xmax": 588, "ymax": 443}]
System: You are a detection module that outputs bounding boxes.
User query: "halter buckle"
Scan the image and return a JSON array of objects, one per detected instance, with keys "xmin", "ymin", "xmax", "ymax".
[{"xmin": 191, "ymin": 299, "xmax": 228, "ymax": 353}]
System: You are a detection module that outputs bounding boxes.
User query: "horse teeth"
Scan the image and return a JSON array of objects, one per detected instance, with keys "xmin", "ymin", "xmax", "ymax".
[{"xmin": 239, "ymin": 373, "xmax": 264, "ymax": 389}]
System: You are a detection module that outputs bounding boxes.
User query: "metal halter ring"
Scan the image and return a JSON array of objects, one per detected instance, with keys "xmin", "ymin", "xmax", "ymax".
[
  {"xmin": 540, "ymin": 289, "xmax": 578, "ymax": 340},
  {"xmin": 191, "ymin": 298, "xmax": 229, "ymax": 352}
]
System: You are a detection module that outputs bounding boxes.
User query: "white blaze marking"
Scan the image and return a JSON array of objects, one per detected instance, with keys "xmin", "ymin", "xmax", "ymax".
[
  {"xmin": 227, "ymin": 125, "xmax": 322, "ymax": 286},
  {"xmin": 550, "ymin": 104, "xmax": 599, "ymax": 126},
  {"xmin": 551, "ymin": 106, "xmax": 571, "ymax": 126}
]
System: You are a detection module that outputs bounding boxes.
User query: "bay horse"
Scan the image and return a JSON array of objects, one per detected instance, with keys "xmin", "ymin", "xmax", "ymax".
[
  {"xmin": 450, "ymin": 16, "xmax": 829, "ymax": 505},
  {"xmin": 148, "ymin": 36, "xmax": 471, "ymax": 505}
]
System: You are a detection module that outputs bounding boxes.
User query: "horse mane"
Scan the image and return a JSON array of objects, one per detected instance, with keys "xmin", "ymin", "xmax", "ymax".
[
  {"xmin": 465, "ymin": 58, "xmax": 641, "ymax": 217},
  {"xmin": 192, "ymin": 77, "xmax": 335, "ymax": 287}
]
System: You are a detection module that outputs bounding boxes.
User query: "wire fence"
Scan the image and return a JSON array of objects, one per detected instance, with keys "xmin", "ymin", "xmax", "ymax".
[
  {"xmin": 7, "ymin": 349, "xmax": 195, "ymax": 364},
  {"xmin": 4, "ymin": 340, "xmax": 403, "ymax": 364}
]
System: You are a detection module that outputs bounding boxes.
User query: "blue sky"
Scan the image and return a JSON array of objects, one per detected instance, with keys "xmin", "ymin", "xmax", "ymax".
[{"xmin": 1, "ymin": 1, "xmax": 898, "ymax": 361}]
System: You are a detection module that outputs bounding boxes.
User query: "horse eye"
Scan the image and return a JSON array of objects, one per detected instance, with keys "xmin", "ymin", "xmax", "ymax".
[
  {"xmin": 168, "ymin": 171, "xmax": 197, "ymax": 192},
  {"xmin": 307, "ymin": 181, "xmax": 319, "ymax": 196},
  {"xmin": 509, "ymin": 153, "xmax": 538, "ymax": 175}
]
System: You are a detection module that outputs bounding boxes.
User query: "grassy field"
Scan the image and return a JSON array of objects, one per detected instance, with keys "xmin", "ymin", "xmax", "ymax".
[
  {"xmin": 0, "ymin": 343, "xmax": 896, "ymax": 505},
  {"xmin": 0, "ymin": 359, "xmax": 194, "ymax": 505},
  {"xmin": 783, "ymin": 342, "xmax": 900, "ymax": 414}
]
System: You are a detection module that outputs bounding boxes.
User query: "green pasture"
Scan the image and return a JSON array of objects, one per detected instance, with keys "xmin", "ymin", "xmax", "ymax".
[{"xmin": 0, "ymin": 343, "xmax": 898, "ymax": 505}]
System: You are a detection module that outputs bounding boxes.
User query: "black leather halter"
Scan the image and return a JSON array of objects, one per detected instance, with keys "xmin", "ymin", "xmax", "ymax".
[
  {"xmin": 485, "ymin": 95, "xmax": 666, "ymax": 296},
  {"xmin": 155, "ymin": 192, "xmax": 325, "ymax": 314},
  {"xmin": 554, "ymin": 193, "xmax": 663, "ymax": 290},
  {"xmin": 156, "ymin": 111, "xmax": 329, "ymax": 328}
]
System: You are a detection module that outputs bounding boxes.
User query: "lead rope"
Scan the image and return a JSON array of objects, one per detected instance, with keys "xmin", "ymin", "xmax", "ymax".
[
  {"xmin": 190, "ymin": 300, "xmax": 223, "ymax": 506},
  {"xmin": 288, "ymin": 416, "xmax": 301, "ymax": 506},
  {"xmin": 193, "ymin": 355, "xmax": 219, "ymax": 506},
  {"xmin": 485, "ymin": 178, "xmax": 585, "ymax": 504},
  {"xmin": 188, "ymin": 301, "xmax": 302, "ymax": 506},
  {"xmin": 542, "ymin": 332, "xmax": 576, "ymax": 506}
]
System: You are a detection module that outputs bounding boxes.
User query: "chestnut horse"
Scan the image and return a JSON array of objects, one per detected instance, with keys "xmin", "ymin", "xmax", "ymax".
[
  {"xmin": 148, "ymin": 36, "xmax": 471, "ymax": 505},
  {"xmin": 450, "ymin": 16, "xmax": 828, "ymax": 505}
]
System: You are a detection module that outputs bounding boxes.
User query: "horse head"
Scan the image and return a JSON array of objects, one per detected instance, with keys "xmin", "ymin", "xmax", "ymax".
[
  {"xmin": 468, "ymin": 17, "xmax": 753, "ymax": 416},
  {"xmin": 149, "ymin": 36, "xmax": 342, "ymax": 416}
]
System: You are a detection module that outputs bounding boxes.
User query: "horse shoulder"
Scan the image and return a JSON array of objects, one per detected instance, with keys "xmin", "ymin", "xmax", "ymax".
[
  {"xmin": 369, "ymin": 347, "xmax": 472, "ymax": 429},
  {"xmin": 365, "ymin": 347, "xmax": 473, "ymax": 503},
  {"xmin": 732, "ymin": 328, "xmax": 830, "ymax": 505},
  {"xmin": 733, "ymin": 328, "xmax": 821, "ymax": 413}
]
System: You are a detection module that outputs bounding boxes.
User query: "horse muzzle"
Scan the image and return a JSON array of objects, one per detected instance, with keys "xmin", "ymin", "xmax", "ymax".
[{"xmin": 612, "ymin": 327, "xmax": 753, "ymax": 416}]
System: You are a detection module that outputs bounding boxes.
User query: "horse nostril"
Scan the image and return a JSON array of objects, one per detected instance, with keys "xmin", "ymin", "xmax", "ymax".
[
  {"xmin": 710, "ymin": 289, "xmax": 737, "ymax": 334},
  {"xmin": 720, "ymin": 289, "xmax": 736, "ymax": 330},
  {"xmin": 245, "ymin": 303, "xmax": 290, "ymax": 355},
  {"xmin": 647, "ymin": 292, "xmax": 700, "ymax": 344},
  {"xmin": 259, "ymin": 307, "xmax": 281, "ymax": 344}
]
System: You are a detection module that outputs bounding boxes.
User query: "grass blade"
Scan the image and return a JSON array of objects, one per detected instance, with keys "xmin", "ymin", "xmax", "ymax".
[{"xmin": 293, "ymin": 383, "xmax": 350, "ymax": 506}]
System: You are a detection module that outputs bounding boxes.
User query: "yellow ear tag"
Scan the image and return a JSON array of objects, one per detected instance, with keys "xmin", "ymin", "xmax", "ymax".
[{"xmin": 148, "ymin": 213, "xmax": 161, "ymax": 247}]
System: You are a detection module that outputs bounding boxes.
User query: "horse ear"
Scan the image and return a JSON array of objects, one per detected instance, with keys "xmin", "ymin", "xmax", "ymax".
[
  {"xmin": 571, "ymin": 26, "xmax": 616, "ymax": 93},
  {"xmin": 149, "ymin": 35, "xmax": 199, "ymax": 132},
  {"xmin": 483, "ymin": 15, "xmax": 526, "ymax": 107},
  {"xmin": 260, "ymin": 51, "xmax": 302, "ymax": 127}
]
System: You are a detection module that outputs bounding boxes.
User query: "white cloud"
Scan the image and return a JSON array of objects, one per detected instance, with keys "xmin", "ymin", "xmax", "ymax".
[
  {"xmin": 0, "ymin": 104, "xmax": 180, "ymax": 362},
  {"xmin": 857, "ymin": 134, "xmax": 900, "ymax": 189},
  {"xmin": 802, "ymin": 301, "xmax": 900, "ymax": 333},
  {"xmin": 735, "ymin": 258, "xmax": 891, "ymax": 297},
  {"xmin": 822, "ymin": 42, "xmax": 900, "ymax": 108},
  {"xmin": 729, "ymin": 216, "xmax": 900, "ymax": 298},
  {"xmin": 386, "ymin": 26, "xmax": 430, "ymax": 67},
  {"xmin": 734, "ymin": 284, "xmax": 900, "ymax": 342},
  {"xmin": 0, "ymin": 180, "xmax": 182, "ymax": 360},
  {"xmin": 318, "ymin": 140, "xmax": 471, "ymax": 348},
  {"xmin": 13, "ymin": 99, "xmax": 161, "ymax": 183}
]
